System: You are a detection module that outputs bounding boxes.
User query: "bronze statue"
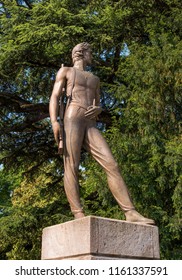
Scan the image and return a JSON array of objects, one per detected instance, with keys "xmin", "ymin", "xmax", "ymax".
[{"xmin": 49, "ymin": 42, "xmax": 154, "ymax": 224}]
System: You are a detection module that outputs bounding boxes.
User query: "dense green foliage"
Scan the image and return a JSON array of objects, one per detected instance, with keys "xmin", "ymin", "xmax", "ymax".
[{"xmin": 0, "ymin": 0, "xmax": 181, "ymax": 259}]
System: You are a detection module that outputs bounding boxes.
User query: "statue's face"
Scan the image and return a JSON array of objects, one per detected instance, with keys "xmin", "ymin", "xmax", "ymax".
[{"xmin": 84, "ymin": 48, "xmax": 92, "ymax": 65}]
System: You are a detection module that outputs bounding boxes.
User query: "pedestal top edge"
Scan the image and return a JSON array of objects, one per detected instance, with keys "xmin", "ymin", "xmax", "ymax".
[{"xmin": 42, "ymin": 215, "xmax": 157, "ymax": 232}]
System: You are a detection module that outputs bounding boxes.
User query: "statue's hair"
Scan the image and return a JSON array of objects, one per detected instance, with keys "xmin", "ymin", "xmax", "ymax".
[{"xmin": 72, "ymin": 42, "xmax": 91, "ymax": 64}]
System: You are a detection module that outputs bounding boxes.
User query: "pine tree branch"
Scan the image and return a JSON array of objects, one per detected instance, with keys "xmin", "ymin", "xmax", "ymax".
[
  {"xmin": 0, "ymin": 92, "xmax": 49, "ymax": 114},
  {"xmin": 1, "ymin": 113, "xmax": 49, "ymax": 134},
  {"xmin": 0, "ymin": 92, "xmax": 31, "ymax": 108}
]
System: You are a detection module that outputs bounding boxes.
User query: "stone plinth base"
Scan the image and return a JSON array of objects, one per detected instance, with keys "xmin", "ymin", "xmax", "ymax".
[{"xmin": 41, "ymin": 216, "xmax": 160, "ymax": 260}]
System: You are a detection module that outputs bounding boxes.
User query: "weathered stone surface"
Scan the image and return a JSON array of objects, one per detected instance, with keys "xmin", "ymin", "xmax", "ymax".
[{"xmin": 41, "ymin": 216, "xmax": 160, "ymax": 260}]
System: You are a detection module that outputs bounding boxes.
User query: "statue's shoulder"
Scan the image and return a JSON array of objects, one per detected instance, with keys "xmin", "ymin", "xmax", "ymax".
[
  {"xmin": 56, "ymin": 66, "xmax": 72, "ymax": 80},
  {"xmin": 58, "ymin": 66, "xmax": 72, "ymax": 73}
]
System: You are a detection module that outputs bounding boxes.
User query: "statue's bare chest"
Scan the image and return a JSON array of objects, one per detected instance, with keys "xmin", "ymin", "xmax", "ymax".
[{"xmin": 75, "ymin": 69, "xmax": 98, "ymax": 89}]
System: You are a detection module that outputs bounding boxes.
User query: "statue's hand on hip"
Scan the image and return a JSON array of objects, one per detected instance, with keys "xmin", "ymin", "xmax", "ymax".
[{"xmin": 85, "ymin": 105, "xmax": 102, "ymax": 120}]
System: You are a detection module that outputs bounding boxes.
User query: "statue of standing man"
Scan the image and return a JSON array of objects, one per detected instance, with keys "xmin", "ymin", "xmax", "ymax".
[{"xmin": 49, "ymin": 42, "xmax": 154, "ymax": 224}]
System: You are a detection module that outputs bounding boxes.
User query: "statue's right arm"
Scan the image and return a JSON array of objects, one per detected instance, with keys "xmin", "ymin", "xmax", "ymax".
[{"xmin": 49, "ymin": 67, "xmax": 68, "ymax": 145}]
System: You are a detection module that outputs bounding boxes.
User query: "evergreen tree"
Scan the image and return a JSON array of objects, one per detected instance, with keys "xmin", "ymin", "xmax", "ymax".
[{"xmin": 0, "ymin": 0, "xmax": 181, "ymax": 259}]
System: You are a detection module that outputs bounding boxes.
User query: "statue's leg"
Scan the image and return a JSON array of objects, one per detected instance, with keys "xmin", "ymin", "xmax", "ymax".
[
  {"xmin": 84, "ymin": 125, "xmax": 155, "ymax": 224},
  {"xmin": 63, "ymin": 108, "xmax": 85, "ymax": 219},
  {"xmin": 83, "ymin": 125, "xmax": 134, "ymax": 211}
]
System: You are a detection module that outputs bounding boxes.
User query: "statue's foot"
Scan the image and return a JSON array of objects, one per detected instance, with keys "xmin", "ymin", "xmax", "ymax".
[
  {"xmin": 74, "ymin": 211, "xmax": 85, "ymax": 219},
  {"xmin": 125, "ymin": 209, "xmax": 155, "ymax": 225}
]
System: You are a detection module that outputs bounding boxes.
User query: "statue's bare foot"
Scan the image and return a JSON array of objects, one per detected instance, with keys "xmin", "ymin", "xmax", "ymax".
[
  {"xmin": 74, "ymin": 211, "xmax": 85, "ymax": 219},
  {"xmin": 125, "ymin": 209, "xmax": 155, "ymax": 225}
]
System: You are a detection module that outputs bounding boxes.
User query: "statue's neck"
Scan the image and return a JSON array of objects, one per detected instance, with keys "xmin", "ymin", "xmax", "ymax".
[{"xmin": 73, "ymin": 60, "xmax": 87, "ymax": 71}]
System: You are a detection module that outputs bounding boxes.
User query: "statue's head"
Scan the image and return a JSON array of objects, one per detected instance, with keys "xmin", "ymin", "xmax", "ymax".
[{"xmin": 72, "ymin": 42, "xmax": 92, "ymax": 64}]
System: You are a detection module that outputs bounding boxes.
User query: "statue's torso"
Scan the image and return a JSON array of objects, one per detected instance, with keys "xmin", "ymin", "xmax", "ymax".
[{"xmin": 66, "ymin": 68, "xmax": 98, "ymax": 109}]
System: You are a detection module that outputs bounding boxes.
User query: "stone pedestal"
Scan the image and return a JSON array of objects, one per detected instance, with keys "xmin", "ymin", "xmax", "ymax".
[{"xmin": 41, "ymin": 216, "xmax": 160, "ymax": 260}]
